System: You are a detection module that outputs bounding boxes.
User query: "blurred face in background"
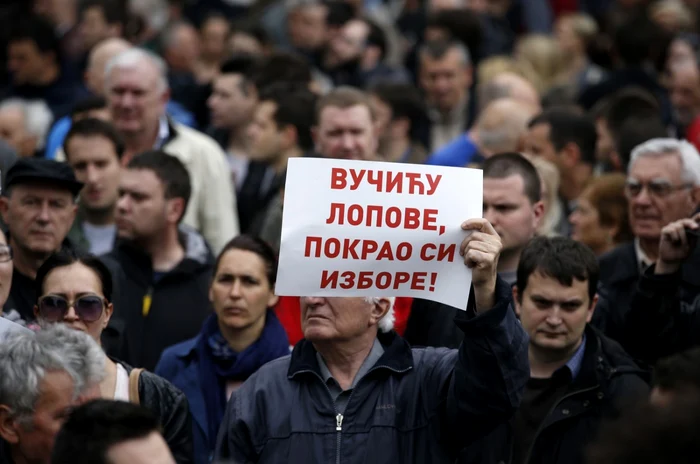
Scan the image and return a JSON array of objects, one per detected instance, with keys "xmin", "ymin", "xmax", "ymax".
[
  {"xmin": 247, "ymin": 101, "xmax": 285, "ymax": 164},
  {"xmin": 208, "ymin": 73, "xmax": 257, "ymax": 131},
  {"xmin": 419, "ymin": 47, "xmax": 471, "ymax": 114},
  {"xmin": 106, "ymin": 61, "xmax": 168, "ymax": 137},
  {"xmin": 200, "ymin": 16, "xmax": 230, "ymax": 62},
  {"xmin": 288, "ymin": 4, "xmax": 328, "ymax": 51},
  {"xmin": 670, "ymin": 63, "xmax": 700, "ymax": 126}
]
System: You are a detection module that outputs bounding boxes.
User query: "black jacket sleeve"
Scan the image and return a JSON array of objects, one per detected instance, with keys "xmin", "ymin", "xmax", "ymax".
[
  {"xmin": 623, "ymin": 266, "xmax": 700, "ymax": 364},
  {"xmin": 139, "ymin": 370, "xmax": 195, "ymax": 464},
  {"xmin": 425, "ymin": 278, "xmax": 529, "ymax": 456}
]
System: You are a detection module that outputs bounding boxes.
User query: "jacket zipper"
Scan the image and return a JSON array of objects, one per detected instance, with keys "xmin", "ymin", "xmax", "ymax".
[
  {"xmin": 294, "ymin": 363, "xmax": 412, "ymax": 464},
  {"xmin": 521, "ymin": 384, "xmax": 599, "ymax": 464}
]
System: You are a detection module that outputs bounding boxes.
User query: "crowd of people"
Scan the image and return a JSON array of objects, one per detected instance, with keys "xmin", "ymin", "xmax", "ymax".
[{"xmin": 2, "ymin": 0, "xmax": 700, "ymax": 462}]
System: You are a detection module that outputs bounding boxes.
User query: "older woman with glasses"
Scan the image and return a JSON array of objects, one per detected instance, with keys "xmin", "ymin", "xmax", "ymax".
[{"xmin": 32, "ymin": 249, "xmax": 195, "ymax": 464}]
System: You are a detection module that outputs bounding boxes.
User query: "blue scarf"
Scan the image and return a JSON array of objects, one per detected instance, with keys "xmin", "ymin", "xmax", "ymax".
[{"xmin": 196, "ymin": 311, "xmax": 290, "ymax": 451}]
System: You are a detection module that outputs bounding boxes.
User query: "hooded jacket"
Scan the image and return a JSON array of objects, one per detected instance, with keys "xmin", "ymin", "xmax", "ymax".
[{"xmin": 104, "ymin": 227, "xmax": 214, "ymax": 371}]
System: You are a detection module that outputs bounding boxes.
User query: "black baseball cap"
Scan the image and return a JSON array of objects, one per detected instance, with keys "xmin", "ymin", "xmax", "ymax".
[{"xmin": 3, "ymin": 158, "xmax": 83, "ymax": 196}]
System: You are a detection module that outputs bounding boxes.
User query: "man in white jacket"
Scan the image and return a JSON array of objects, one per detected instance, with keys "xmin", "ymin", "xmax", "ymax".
[{"xmin": 104, "ymin": 47, "xmax": 239, "ymax": 254}]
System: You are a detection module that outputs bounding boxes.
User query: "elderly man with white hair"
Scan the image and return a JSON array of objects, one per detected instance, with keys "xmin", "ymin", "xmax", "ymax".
[
  {"xmin": 0, "ymin": 324, "xmax": 105, "ymax": 463},
  {"xmin": 591, "ymin": 138, "xmax": 700, "ymax": 344},
  {"xmin": 0, "ymin": 98, "xmax": 53, "ymax": 158},
  {"xmin": 104, "ymin": 47, "xmax": 239, "ymax": 254},
  {"xmin": 216, "ymin": 218, "xmax": 530, "ymax": 463}
]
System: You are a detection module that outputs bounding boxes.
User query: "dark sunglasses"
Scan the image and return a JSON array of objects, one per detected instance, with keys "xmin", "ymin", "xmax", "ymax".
[{"xmin": 37, "ymin": 295, "xmax": 106, "ymax": 323}]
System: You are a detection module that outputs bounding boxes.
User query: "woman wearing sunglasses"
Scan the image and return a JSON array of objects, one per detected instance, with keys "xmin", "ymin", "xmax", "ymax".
[
  {"xmin": 155, "ymin": 235, "xmax": 290, "ymax": 464},
  {"xmin": 33, "ymin": 249, "xmax": 194, "ymax": 464}
]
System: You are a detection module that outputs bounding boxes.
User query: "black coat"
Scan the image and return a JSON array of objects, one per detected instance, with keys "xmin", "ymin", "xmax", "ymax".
[
  {"xmin": 460, "ymin": 326, "xmax": 650, "ymax": 464},
  {"xmin": 622, "ymin": 265, "xmax": 700, "ymax": 364},
  {"xmin": 215, "ymin": 278, "xmax": 530, "ymax": 463},
  {"xmin": 103, "ymin": 229, "xmax": 214, "ymax": 371},
  {"xmin": 591, "ymin": 242, "xmax": 700, "ymax": 345},
  {"xmin": 120, "ymin": 361, "xmax": 195, "ymax": 464}
]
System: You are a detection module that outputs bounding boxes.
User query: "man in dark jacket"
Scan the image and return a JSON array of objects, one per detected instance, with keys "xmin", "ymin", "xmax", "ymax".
[
  {"xmin": 105, "ymin": 150, "xmax": 213, "ymax": 371},
  {"xmin": 592, "ymin": 138, "xmax": 700, "ymax": 344},
  {"xmin": 463, "ymin": 237, "xmax": 649, "ymax": 464},
  {"xmin": 215, "ymin": 218, "xmax": 529, "ymax": 463}
]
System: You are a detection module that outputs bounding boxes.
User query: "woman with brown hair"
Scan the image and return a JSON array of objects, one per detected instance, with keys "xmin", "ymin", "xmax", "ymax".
[{"xmin": 569, "ymin": 173, "xmax": 634, "ymax": 256}]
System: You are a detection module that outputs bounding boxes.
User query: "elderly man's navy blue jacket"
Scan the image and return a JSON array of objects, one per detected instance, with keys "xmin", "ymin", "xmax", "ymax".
[{"xmin": 215, "ymin": 278, "xmax": 529, "ymax": 463}]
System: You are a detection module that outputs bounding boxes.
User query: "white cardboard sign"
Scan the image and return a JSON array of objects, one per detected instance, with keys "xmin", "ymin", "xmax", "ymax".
[{"xmin": 276, "ymin": 158, "xmax": 483, "ymax": 309}]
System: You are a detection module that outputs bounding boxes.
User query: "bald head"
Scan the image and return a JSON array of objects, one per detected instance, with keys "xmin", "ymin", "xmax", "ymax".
[
  {"xmin": 86, "ymin": 38, "xmax": 132, "ymax": 96},
  {"xmin": 479, "ymin": 72, "xmax": 541, "ymax": 112},
  {"xmin": 475, "ymin": 98, "xmax": 539, "ymax": 157}
]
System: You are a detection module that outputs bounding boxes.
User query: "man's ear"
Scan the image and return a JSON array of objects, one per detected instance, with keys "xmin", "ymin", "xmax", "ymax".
[
  {"xmin": 587, "ymin": 294, "xmax": 599, "ymax": 323},
  {"xmin": 0, "ymin": 405, "xmax": 21, "ymax": 444},
  {"xmin": 512, "ymin": 286, "xmax": 521, "ymax": 317},
  {"xmin": 370, "ymin": 298, "xmax": 390, "ymax": 326},
  {"xmin": 166, "ymin": 198, "xmax": 186, "ymax": 224},
  {"xmin": 0, "ymin": 196, "xmax": 10, "ymax": 225}
]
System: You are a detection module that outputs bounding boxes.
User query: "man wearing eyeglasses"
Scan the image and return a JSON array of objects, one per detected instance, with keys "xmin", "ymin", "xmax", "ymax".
[
  {"xmin": 0, "ymin": 159, "xmax": 83, "ymax": 323},
  {"xmin": 591, "ymin": 138, "xmax": 700, "ymax": 344}
]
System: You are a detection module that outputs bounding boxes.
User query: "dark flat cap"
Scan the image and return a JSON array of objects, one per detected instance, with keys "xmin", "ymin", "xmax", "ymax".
[{"xmin": 4, "ymin": 158, "xmax": 83, "ymax": 196}]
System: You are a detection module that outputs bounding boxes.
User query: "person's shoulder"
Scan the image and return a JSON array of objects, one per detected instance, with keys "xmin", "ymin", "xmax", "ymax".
[
  {"xmin": 159, "ymin": 337, "xmax": 199, "ymax": 364},
  {"xmin": 170, "ymin": 123, "xmax": 225, "ymax": 155},
  {"xmin": 138, "ymin": 368, "xmax": 188, "ymax": 403}
]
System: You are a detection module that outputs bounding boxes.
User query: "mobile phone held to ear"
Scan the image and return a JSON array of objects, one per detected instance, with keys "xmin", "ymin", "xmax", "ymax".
[{"xmin": 685, "ymin": 227, "xmax": 700, "ymax": 249}]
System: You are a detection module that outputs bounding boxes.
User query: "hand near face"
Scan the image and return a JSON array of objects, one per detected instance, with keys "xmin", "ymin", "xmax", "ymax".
[
  {"xmin": 656, "ymin": 214, "xmax": 700, "ymax": 274},
  {"xmin": 460, "ymin": 218, "xmax": 502, "ymax": 312}
]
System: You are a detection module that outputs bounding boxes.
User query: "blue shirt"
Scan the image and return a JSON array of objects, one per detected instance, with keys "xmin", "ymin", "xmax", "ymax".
[{"xmin": 559, "ymin": 334, "xmax": 587, "ymax": 381}]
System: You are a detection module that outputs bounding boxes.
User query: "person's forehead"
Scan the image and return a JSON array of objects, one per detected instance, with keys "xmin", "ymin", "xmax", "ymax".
[
  {"xmin": 67, "ymin": 134, "xmax": 118, "ymax": 156},
  {"xmin": 8, "ymin": 39, "xmax": 40, "ymax": 53},
  {"xmin": 629, "ymin": 152, "xmax": 683, "ymax": 179},
  {"xmin": 215, "ymin": 74, "xmax": 243, "ymax": 91},
  {"xmin": 256, "ymin": 100, "xmax": 277, "ymax": 119},
  {"xmin": 320, "ymin": 105, "xmax": 372, "ymax": 127},
  {"xmin": 36, "ymin": 370, "xmax": 75, "ymax": 406},
  {"xmin": 121, "ymin": 169, "xmax": 163, "ymax": 192},
  {"xmin": 421, "ymin": 49, "xmax": 462, "ymax": 69},
  {"xmin": 0, "ymin": 106, "xmax": 25, "ymax": 126},
  {"xmin": 109, "ymin": 64, "xmax": 160, "ymax": 88},
  {"xmin": 526, "ymin": 271, "xmax": 589, "ymax": 297},
  {"xmin": 484, "ymin": 174, "xmax": 528, "ymax": 198}
]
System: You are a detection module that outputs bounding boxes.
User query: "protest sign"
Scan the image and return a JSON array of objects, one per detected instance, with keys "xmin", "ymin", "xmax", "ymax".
[{"xmin": 276, "ymin": 158, "xmax": 483, "ymax": 309}]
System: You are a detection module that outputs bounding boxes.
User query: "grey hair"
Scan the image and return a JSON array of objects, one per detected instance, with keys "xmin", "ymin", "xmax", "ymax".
[
  {"xmin": 0, "ymin": 98, "xmax": 54, "ymax": 150},
  {"xmin": 365, "ymin": 297, "xmax": 396, "ymax": 332},
  {"xmin": 0, "ymin": 329, "xmax": 79, "ymax": 424},
  {"xmin": 629, "ymin": 138, "xmax": 700, "ymax": 186},
  {"xmin": 104, "ymin": 47, "xmax": 169, "ymax": 94},
  {"xmin": 35, "ymin": 324, "xmax": 106, "ymax": 394}
]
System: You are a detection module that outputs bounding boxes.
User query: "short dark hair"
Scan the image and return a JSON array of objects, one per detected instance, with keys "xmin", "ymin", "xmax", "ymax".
[
  {"xmin": 426, "ymin": 9, "xmax": 483, "ymax": 62},
  {"xmin": 615, "ymin": 117, "xmax": 668, "ymax": 170},
  {"xmin": 78, "ymin": 0, "xmax": 127, "ymax": 28},
  {"xmin": 219, "ymin": 54, "xmax": 257, "ymax": 96},
  {"xmin": 36, "ymin": 249, "xmax": 114, "ymax": 303},
  {"xmin": 127, "ymin": 151, "xmax": 191, "ymax": 221},
  {"xmin": 8, "ymin": 15, "xmax": 61, "ymax": 63},
  {"xmin": 602, "ymin": 87, "xmax": 660, "ymax": 135},
  {"xmin": 482, "ymin": 152, "xmax": 541, "ymax": 204},
  {"xmin": 365, "ymin": 19, "xmax": 387, "ymax": 61},
  {"xmin": 653, "ymin": 347, "xmax": 700, "ymax": 391},
  {"xmin": 229, "ymin": 20, "xmax": 270, "ymax": 47},
  {"xmin": 51, "ymin": 399, "xmax": 162, "ymax": 464},
  {"xmin": 528, "ymin": 109, "xmax": 598, "ymax": 165},
  {"xmin": 316, "ymin": 86, "xmax": 375, "ymax": 123},
  {"xmin": 250, "ymin": 52, "xmax": 312, "ymax": 94},
  {"xmin": 64, "ymin": 118, "xmax": 125, "ymax": 161},
  {"xmin": 586, "ymin": 393, "xmax": 700, "ymax": 464},
  {"xmin": 516, "ymin": 236, "xmax": 599, "ymax": 303},
  {"xmin": 370, "ymin": 81, "xmax": 426, "ymax": 141},
  {"xmin": 70, "ymin": 96, "xmax": 107, "ymax": 120},
  {"xmin": 214, "ymin": 235, "xmax": 278, "ymax": 286},
  {"xmin": 259, "ymin": 84, "xmax": 317, "ymax": 152}
]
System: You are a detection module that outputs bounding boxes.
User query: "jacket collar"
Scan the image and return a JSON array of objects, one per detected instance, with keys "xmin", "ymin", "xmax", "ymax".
[
  {"xmin": 287, "ymin": 330, "xmax": 414, "ymax": 381},
  {"xmin": 570, "ymin": 325, "xmax": 649, "ymax": 392}
]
